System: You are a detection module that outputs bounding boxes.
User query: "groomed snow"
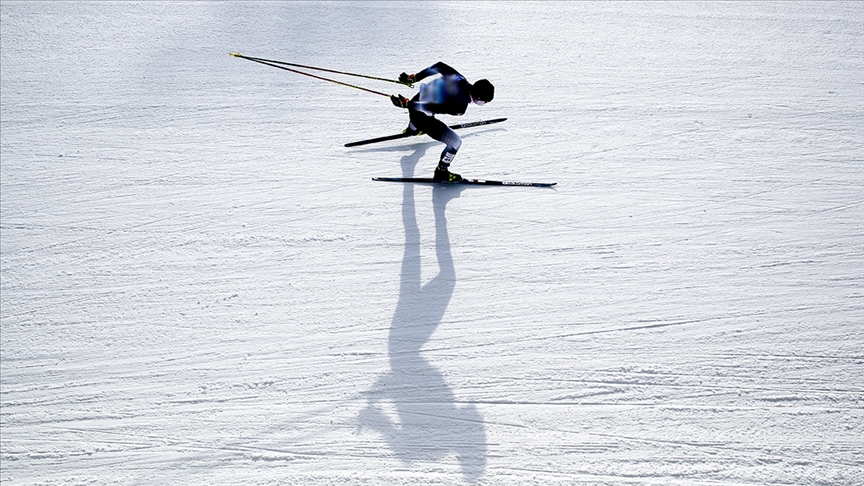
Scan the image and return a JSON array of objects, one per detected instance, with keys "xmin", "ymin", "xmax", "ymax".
[{"xmin": 2, "ymin": 2, "xmax": 862, "ymax": 484}]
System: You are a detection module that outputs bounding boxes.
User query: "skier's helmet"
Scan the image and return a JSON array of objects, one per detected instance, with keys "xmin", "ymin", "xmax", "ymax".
[{"xmin": 472, "ymin": 79, "xmax": 495, "ymax": 103}]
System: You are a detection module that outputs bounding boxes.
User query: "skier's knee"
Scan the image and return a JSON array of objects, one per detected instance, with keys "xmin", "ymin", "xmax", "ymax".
[{"xmin": 446, "ymin": 133, "xmax": 462, "ymax": 152}]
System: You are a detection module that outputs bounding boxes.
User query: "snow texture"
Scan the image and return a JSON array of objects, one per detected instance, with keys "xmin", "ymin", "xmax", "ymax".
[{"xmin": 2, "ymin": 2, "xmax": 863, "ymax": 485}]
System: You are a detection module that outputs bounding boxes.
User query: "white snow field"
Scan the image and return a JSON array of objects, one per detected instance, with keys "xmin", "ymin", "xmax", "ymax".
[{"xmin": 2, "ymin": 1, "xmax": 863, "ymax": 484}]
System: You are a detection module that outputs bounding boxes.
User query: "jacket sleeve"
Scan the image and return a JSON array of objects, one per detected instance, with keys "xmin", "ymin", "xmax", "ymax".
[{"xmin": 413, "ymin": 62, "xmax": 461, "ymax": 82}]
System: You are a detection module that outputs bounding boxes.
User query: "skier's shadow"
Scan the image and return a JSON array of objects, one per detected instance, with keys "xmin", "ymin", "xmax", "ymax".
[{"xmin": 357, "ymin": 146, "xmax": 487, "ymax": 482}]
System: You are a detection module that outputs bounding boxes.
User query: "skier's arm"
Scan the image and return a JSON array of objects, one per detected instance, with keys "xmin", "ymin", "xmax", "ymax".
[
  {"xmin": 401, "ymin": 61, "xmax": 461, "ymax": 85},
  {"xmin": 415, "ymin": 61, "xmax": 460, "ymax": 81}
]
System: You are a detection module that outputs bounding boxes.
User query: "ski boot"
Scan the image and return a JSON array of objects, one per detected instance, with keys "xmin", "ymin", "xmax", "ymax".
[
  {"xmin": 402, "ymin": 127, "xmax": 422, "ymax": 136},
  {"xmin": 433, "ymin": 166, "xmax": 462, "ymax": 183}
]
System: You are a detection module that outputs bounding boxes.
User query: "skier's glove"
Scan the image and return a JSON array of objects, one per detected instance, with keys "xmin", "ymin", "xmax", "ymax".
[
  {"xmin": 399, "ymin": 72, "xmax": 416, "ymax": 86},
  {"xmin": 390, "ymin": 94, "xmax": 409, "ymax": 109}
]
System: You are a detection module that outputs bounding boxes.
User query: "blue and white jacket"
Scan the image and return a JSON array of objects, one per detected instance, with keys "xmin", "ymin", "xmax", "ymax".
[{"xmin": 409, "ymin": 62, "xmax": 472, "ymax": 117}]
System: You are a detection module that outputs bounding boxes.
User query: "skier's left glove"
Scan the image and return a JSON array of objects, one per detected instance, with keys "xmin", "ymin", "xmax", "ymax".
[
  {"xmin": 390, "ymin": 94, "xmax": 409, "ymax": 109},
  {"xmin": 399, "ymin": 72, "xmax": 416, "ymax": 86}
]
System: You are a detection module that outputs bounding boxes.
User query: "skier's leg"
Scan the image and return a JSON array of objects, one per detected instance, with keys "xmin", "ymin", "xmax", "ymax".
[
  {"xmin": 436, "ymin": 127, "xmax": 462, "ymax": 168},
  {"xmin": 408, "ymin": 109, "xmax": 462, "ymax": 181},
  {"xmin": 431, "ymin": 124, "xmax": 462, "ymax": 181}
]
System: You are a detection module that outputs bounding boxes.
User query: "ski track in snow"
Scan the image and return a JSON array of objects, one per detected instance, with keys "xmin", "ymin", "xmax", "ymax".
[{"xmin": 2, "ymin": 2, "xmax": 863, "ymax": 485}]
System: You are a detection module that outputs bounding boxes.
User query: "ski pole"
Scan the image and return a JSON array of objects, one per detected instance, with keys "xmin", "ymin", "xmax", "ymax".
[
  {"xmin": 231, "ymin": 53, "xmax": 414, "ymax": 88},
  {"xmin": 231, "ymin": 53, "xmax": 394, "ymax": 98}
]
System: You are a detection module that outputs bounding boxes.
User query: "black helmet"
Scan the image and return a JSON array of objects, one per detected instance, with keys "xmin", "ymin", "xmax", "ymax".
[{"xmin": 472, "ymin": 79, "xmax": 494, "ymax": 103}]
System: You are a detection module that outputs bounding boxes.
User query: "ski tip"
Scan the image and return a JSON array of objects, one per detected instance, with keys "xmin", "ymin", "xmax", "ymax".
[{"xmin": 230, "ymin": 52, "xmax": 240, "ymax": 57}]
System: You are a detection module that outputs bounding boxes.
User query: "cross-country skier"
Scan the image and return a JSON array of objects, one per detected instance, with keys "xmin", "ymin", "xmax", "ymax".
[{"xmin": 390, "ymin": 62, "xmax": 495, "ymax": 182}]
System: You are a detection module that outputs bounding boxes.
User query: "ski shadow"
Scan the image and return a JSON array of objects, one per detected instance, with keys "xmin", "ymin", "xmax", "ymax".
[{"xmin": 357, "ymin": 145, "xmax": 487, "ymax": 482}]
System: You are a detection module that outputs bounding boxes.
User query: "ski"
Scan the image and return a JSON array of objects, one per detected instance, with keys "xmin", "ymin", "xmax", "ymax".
[
  {"xmin": 345, "ymin": 118, "xmax": 508, "ymax": 147},
  {"xmin": 373, "ymin": 177, "xmax": 556, "ymax": 188}
]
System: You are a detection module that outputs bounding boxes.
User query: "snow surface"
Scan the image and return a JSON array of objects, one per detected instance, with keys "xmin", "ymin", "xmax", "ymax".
[{"xmin": 2, "ymin": 1, "xmax": 863, "ymax": 484}]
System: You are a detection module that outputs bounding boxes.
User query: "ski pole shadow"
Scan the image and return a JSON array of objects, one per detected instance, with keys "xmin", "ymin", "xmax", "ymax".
[{"xmin": 357, "ymin": 146, "xmax": 487, "ymax": 482}]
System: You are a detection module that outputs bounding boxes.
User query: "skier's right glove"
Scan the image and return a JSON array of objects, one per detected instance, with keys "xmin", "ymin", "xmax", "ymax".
[
  {"xmin": 399, "ymin": 72, "xmax": 416, "ymax": 86},
  {"xmin": 390, "ymin": 94, "xmax": 409, "ymax": 109}
]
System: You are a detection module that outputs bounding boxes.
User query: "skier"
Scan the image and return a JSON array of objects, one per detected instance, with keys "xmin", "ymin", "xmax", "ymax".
[{"xmin": 390, "ymin": 62, "xmax": 495, "ymax": 182}]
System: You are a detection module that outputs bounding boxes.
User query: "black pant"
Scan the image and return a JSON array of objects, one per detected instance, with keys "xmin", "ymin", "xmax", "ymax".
[{"xmin": 408, "ymin": 95, "xmax": 462, "ymax": 167}]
